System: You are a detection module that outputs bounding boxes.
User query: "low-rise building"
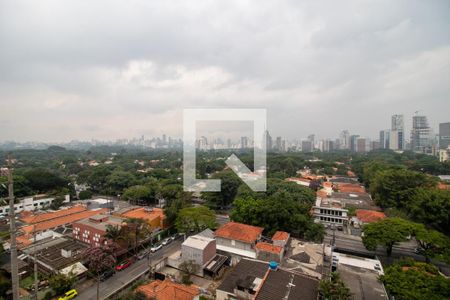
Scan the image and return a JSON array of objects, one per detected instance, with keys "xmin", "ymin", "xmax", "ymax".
[
  {"xmin": 137, "ymin": 279, "xmax": 200, "ymax": 300},
  {"xmin": 255, "ymin": 242, "xmax": 283, "ymax": 263},
  {"xmin": 354, "ymin": 210, "xmax": 386, "ymax": 226},
  {"xmin": 216, "ymin": 258, "xmax": 319, "ymax": 300},
  {"xmin": 215, "ymin": 222, "xmax": 263, "ymax": 262},
  {"xmin": 181, "ymin": 234, "xmax": 216, "ymax": 267},
  {"xmin": 332, "ymin": 252, "xmax": 388, "ymax": 300},
  {"xmin": 73, "ymin": 214, "xmax": 125, "ymax": 247},
  {"xmin": 0, "ymin": 194, "xmax": 70, "ymax": 216},
  {"xmin": 116, "ymin": 206, "xmax": 165, "ymax": 230},
  {"xmin": 271, "ymin": 231, "xmax": 290, "ymax": 248}
]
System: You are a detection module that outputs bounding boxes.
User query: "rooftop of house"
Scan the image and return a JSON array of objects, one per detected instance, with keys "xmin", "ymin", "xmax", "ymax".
[
  {"xmin": 337, "ymin": 184, "xmax": 366, "ymax": 194},
  {"xmin": 216, "ymin": 258, "xmax": 268, "ymax": 295},
  {"xmin": 215, "ymin": 222, "xmax": 264, "ymax": 243},
  {"xmin": 182, "ymin": 235, "xmax": 215, "ymax": 250},
  {"xmin": 117, "ymin": 206, "xmax": 165, "ymax": 222},
  {"xmin": 73, "ymin": 214, "xmax": 126, "ymax": 232},
  {"xmin": 255, "ymin": 242, "xmax": 283, "ymax": 255},
  {"xmin": 329, "ymin": 176, "xmax": 360, "ymax": 184},
  {"xmin": 255, "ymin": 269, "xmax": 319, "ymax": 300},
  {"xmin": 316, "ymin": 192, "xmax": 379, "ymax": 211},
  {"xmin": 20, "ymin": 205, "xmax": 86, "ymax": 224},
  {"xmin": 137, "ymin": 279, "xmax": 200, "ymax": 300},
  {"xmin": 21, "ymin": 208, "xmax": 108, "ymax": 234},
  {"xmin": 21, "ymin": 237, "xmax": 89, "ymax": 272},
  {"xmin": 272, "ymin": 231, "xmax": 289, "ymax": 241},
  {"xmin": 356, "ymin": 210, "xmax": 387, "ymax": 223}
]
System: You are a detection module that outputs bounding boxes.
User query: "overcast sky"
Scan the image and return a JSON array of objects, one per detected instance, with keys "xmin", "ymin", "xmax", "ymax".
[{"xmin": 1, "ymin": 0, "xmax": 449, "ymax": 143}]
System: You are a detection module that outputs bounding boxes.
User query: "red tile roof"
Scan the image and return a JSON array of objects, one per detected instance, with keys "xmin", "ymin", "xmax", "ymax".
[
  {"xmin": 356, "ymin": 210, "xmax": 387, "ymax": 223},
  {"xmin": 272, "ymin": 231, "xmax": 289, "ymax": 241},
  {"xmin": 337, "ymin": 184, "xmax": 366, "ymax": 194},
  {"xmin": 21, "ymin": 208, "xmax": 108, "ymax": 234},
  {"xmin": 136, "ymin": 279, "xmax": 200, "ymax": 300},
  {"xmin": 119, "ymin": 207, "xmax": 165, "ymax": 222},
  {"xmin": 255, "ymin": 242, "xmax": 283, "ymax": 254},
  {"xmin": 20, "ymin": 205, "xmax": 86, "ymax": 224},
  {"xmin": 215, "ymin": 222, "xmax": 263, "ymax": 243},
  {"xmin": 438, "ymin": 182, "xmax": 450, "ymax": 190}
]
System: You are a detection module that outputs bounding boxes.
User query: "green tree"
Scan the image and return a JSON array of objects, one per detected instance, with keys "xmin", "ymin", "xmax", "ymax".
[
  {"xmin": 203, "ymin": 171, "xmax": 241, "ymax": 209},
  {"xmin": 362, "ymin": 218, "xmax": 415, "ymax": 256},
  {"xmin": 122, "ymin": 185, "xmax": 154, "ymax": 204},
  {"xmin": 78, "ymin": 190, "xmax": 93, "ymax": 200},
  {"xmin": 380, "ymin": 259, "xmax": 450, "ymax": 300},
  {"xmin": 414, "ymin": 224, "xmax": 450, "ymax": 263},
  {"xmin": 369, "ymin": 169, "xmax": 437, "ymax": 209},
  {"xmin": 84, "ymin": 245, "xmax": 117, "ymax": 300},
  {"xmin": 175, "ymin": 206, "xmax": 217, "ymax": 233},
  {"xmin": 319, "ymin": 272, "xmax": 352, "ymax": 300},
  {"xmin": 179, "ymin": 260, "xmax": 200, "ymax": 285},
  {"xmin": 48, "ymin": 272, "xmax": 76, "ymax": 296},
  {"xmin": 106, "ymin": 170, "xmax": 136, "ymax": 194}
]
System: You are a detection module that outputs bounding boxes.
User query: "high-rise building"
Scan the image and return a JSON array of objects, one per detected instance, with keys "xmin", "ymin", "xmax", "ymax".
[
  {"xmin": 265, "ymin": 130, "xmax": 273, "ymax": 151},
  {"xmin": 350, "ymin": 135, "xmax": 360, "ymax": 152},
  {"xmin": 356, "ymin": 137, "xmax": 371, "ymax": 153},
  {"xmin": 240, "ymin": 136, "xmax": 249, "ymax": 149},
  {"xmin": 411, "ymin": 114, "xmax": 433, "ymax": 153},
  {"xmin": 390, "ymin": 114, "xmax": 404, "ymax": 150},
  {"xmin": 439, "ymin": 122, "xmax": 450, "ymax": 150},
  {"xmin": 339, "ymin": 130, "xmax": 350, "ymax": 150},
  {"xmin": 379, "ymin": 130, "xmax": 390, "ymax": 149},
  {"xmin": 275, "ymin": 136, "xmax": 282, "ymax": 151},
  {"xmin": 301, "ymin": 140, "xmax": 313, "ymax": 152},
  {"xmin": 307, "ymin": 134, "xmax": 315, "ymax": 150}
]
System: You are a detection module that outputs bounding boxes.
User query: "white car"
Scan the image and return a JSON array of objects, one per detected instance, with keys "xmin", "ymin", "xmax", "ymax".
[
  {"xmin": 150, "ymin": 244, "xmax": 162, "ymax": 253},
  {"xmin": 162, "ymin": 238, "xmax": 172, "ymax": 246}
]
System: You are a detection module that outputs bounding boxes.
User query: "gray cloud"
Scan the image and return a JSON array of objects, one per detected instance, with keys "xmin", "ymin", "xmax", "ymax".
[{"xmin": 0, "ymin": 0, "xmax": 449, "ymax": 142}]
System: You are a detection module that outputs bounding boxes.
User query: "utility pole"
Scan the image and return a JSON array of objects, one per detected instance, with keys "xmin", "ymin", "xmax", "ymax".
[
  {"xmin": 6, "ymin": 156, "xmax": 20, "ymax": 300},
  {"xmin": 33, "ymin": 225, "xmax": 38, "ymax": 300}
]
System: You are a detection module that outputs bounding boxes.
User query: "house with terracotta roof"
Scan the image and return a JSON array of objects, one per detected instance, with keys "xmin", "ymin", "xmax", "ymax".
[
  {"xmin": 255, "ymin": 242, "xmax": 284, "ymax": 262},
  {"xmin": 20, "ymin": 205, "xmax": 86, "ymax": 225},
  {"xmin": 271, "ymin": 231, "xmax": 290, "ymax": 248},
  {"xmin": 286, "ymin": 177, "xmax": 311, "ymax": 187},
  {"xmin": 136, "ymin": 279, "xmax": 200, "ymax": 300},
  {"xmin": 215, "ymin": 222, "xmax": 263, "ymax": 262},
  {"xmin": 19, "ymin": 208, "xmax": 108, "ymax": 236},
  {"xmin": 116, "ymin": 207, "xmax": 166, "ymax": 230},
  {"xmin": 355, "ymin": 210, "xmax": 386, "ymax": 225}
]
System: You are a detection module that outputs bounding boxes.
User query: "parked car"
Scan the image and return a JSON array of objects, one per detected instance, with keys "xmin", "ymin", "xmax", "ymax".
[
  {"xmin": 150, "ymin": 244, "xmax": 162, "ymax": 253},
  {"xmin": 58, "ymin": 289, "xmax": 77, "ymax": 300},
  {"xmin": 115, "ymin": 259, "xmax": 133, "ymax": 271},
  {"xmin": 162, "ymin": 238, "xmax": 172, "ymax": 246},
  {"xmin": 99, "ymin": 269, "xmax": 114, "ymax": 281},
  {"xmin": 137, "ymin": 250, "xmax": 149, "ymax": 260}
]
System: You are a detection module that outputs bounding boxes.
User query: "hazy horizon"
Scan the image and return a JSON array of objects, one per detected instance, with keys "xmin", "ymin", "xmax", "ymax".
[{"xmin": 1, "ymin": 1, "xmax": 449, "ymax": 143}]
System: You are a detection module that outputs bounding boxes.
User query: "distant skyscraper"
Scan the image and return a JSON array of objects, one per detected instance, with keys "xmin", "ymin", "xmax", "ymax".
[
  {"xmin": 411, "ymin": 114, "xmax": 432, "ymax": 153},
  {"xmin": 390, "ymin": 114, "xmax": 404, "ymax": 150},
  {"xmin": 356, "ymin": 137, "xmax": 370, "ymax": 153},
  {"xmin": 439, "ymin": 122, "xmax": 450, "ymax": 150},
  {"xmin": 339, "ymin": 130, "xmax": 350, "ymax": 150},
  {"xmin": 350, "ymin": 135, "xmax": 360, "ymax": 152},
  {"xmin": 265, "ymin": 130, "xmax": 273, "ymax": 151},
  {"xmin": 379, "ymin": 130, "xmax": 390, "ymax": 149},
  {"xmin": 275, "ymin": 136, "xmax": 282, "ymax": 151},
  {"xmin": 307, "ymin": 134, "xmax": 315, "ymax": 150},
  {"xmin": 301, "ymin": 140, "xmax": 313, "ymax": 152},
  {"xmin": 240, "ymin": 136, "xmax": 249, "ymax": 149}
]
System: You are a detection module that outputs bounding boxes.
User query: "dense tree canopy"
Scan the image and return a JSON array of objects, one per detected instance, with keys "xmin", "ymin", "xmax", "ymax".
[
  {"xmin": 380, "ymin": 260, "xmax": 450, "ymax": 300},
  {"xmin": 362, "ymin": 218, "xmax": 416, "ymax": 256},
  {"xmin": 175, "ymin": 206, "xmax": 217, "ymax": 233}
]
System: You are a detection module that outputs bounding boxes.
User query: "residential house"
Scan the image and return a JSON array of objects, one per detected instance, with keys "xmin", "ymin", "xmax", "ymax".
[
  {"xmin": 136, "ymin": 279, "xmax": 200, "ymax": 300},
  {"xmin": 215, "ymin": 222, "xmax": 263, "ymax": 263},
  {"xmin": 255, "ymin": 242, "xmax": 283, "ymax": 263},
  {"xmin": 116, "ymin": 206, "xmax": 166, "ymax": 230}
]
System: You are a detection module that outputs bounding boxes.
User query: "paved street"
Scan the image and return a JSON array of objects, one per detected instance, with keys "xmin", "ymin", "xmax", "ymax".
[{"xmin": 77, "ymin": 239, "xmax": 182, "ymax": 300}]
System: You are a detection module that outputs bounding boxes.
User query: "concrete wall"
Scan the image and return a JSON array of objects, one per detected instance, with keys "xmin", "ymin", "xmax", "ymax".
[{"xmin": 216, "ymin": 237, "xmax": 254, "ymax": 251}]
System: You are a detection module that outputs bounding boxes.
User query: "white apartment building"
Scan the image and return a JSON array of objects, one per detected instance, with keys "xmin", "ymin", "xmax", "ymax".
[{"xmin": 0, "ymin": 195, "xmax": 70, "ymax": 216}]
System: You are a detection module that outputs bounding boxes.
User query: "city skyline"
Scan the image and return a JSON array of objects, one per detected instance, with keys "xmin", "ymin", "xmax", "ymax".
[{"xmin": 1, "ymin": 1, "xmax": 450, "ymax": 142}]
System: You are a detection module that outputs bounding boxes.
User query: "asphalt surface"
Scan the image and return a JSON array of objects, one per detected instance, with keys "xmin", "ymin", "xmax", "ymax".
[{"xmin": 77, "ymin": 239, "xmax": 182, "ymax": 300}]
